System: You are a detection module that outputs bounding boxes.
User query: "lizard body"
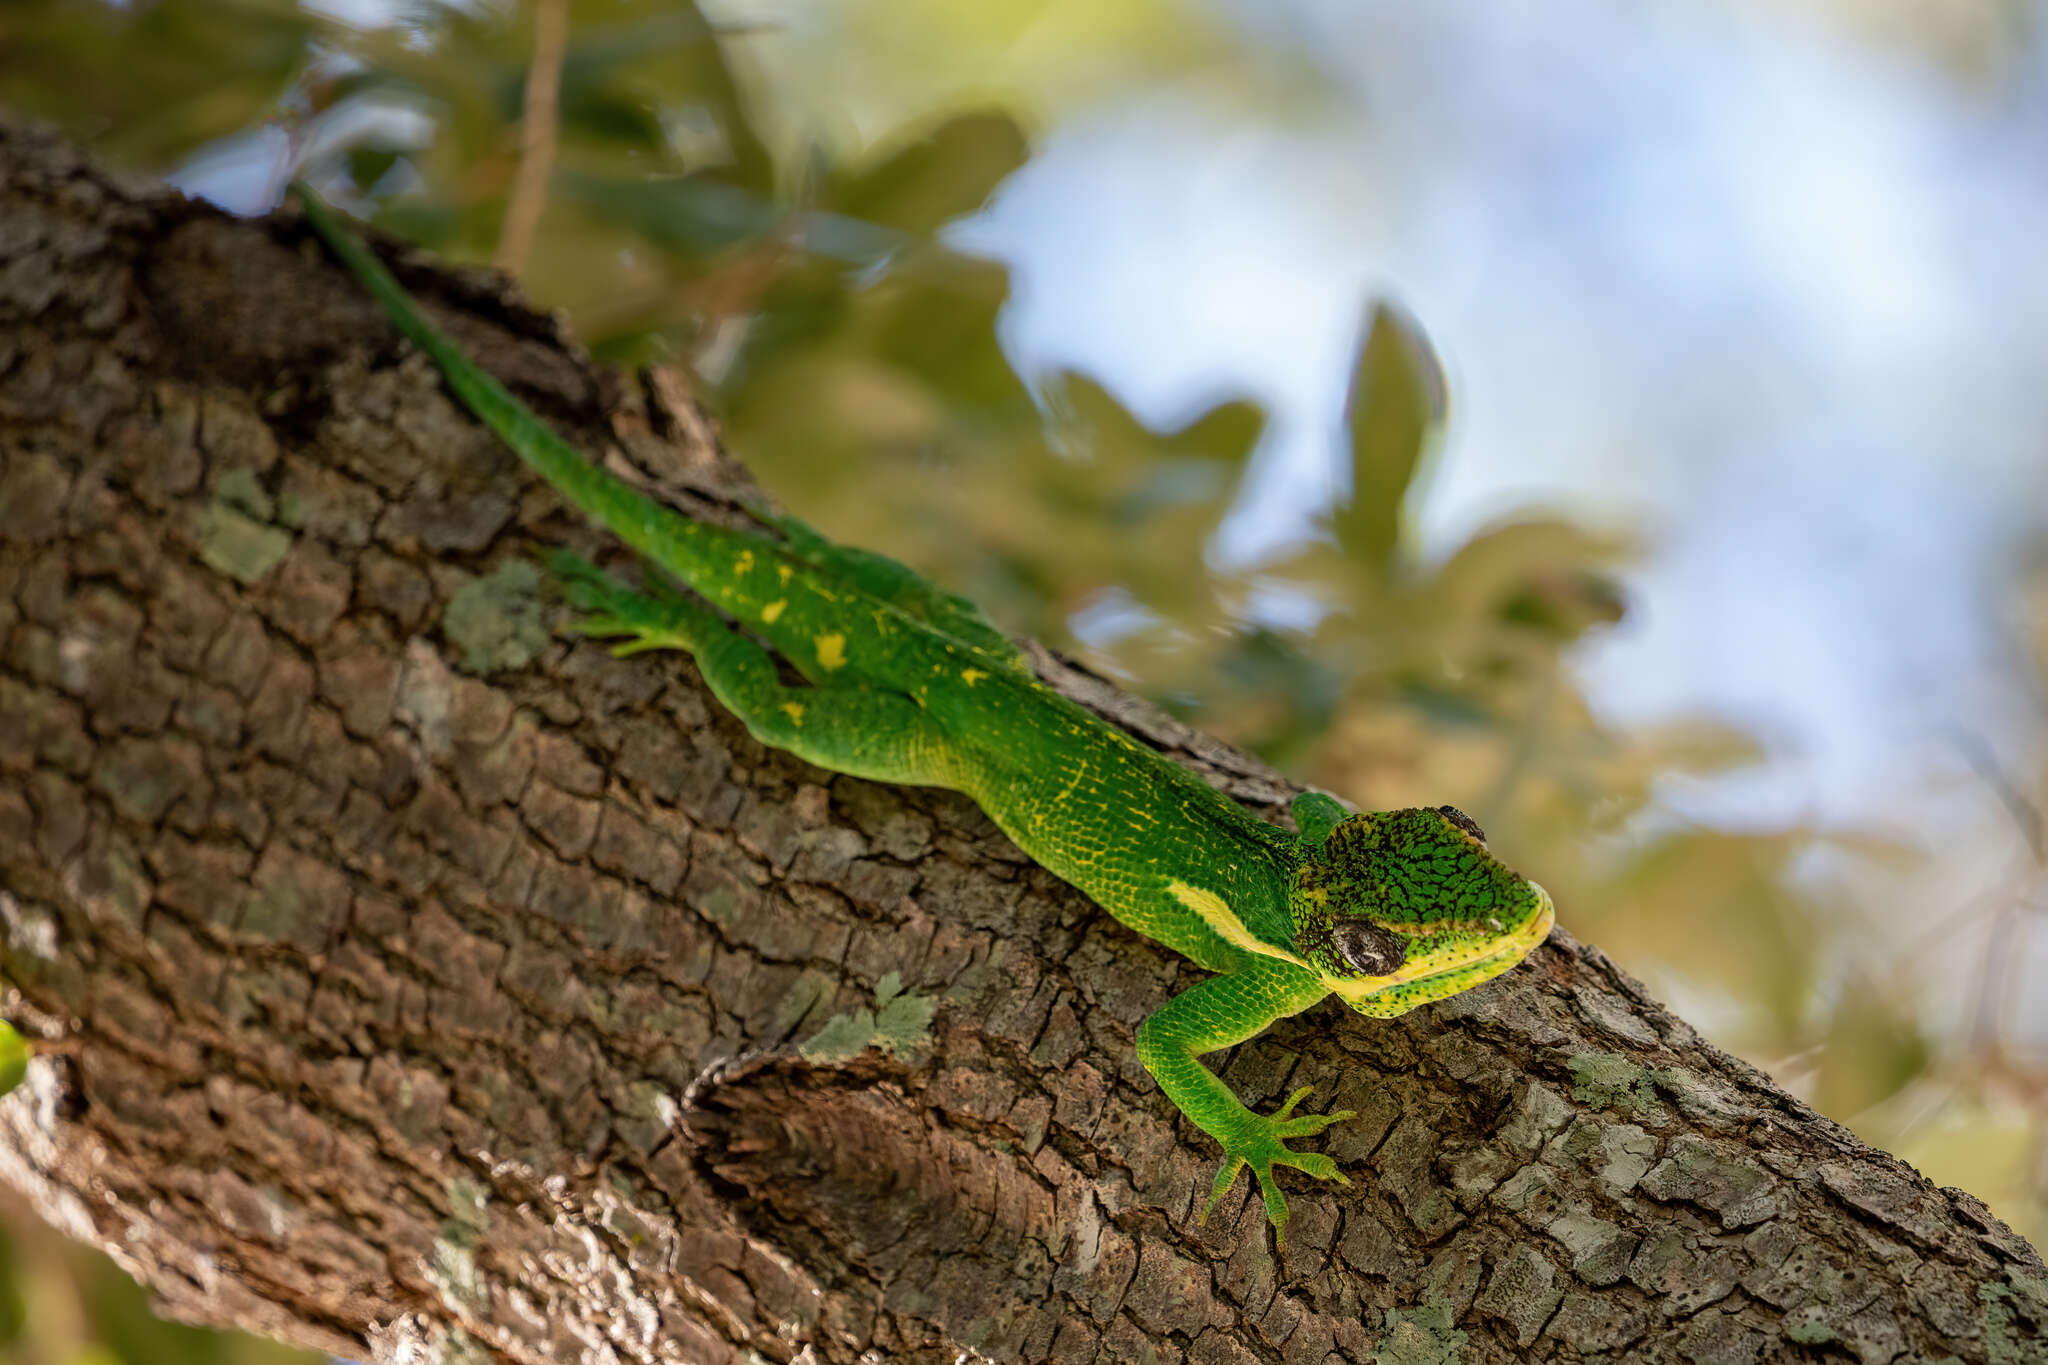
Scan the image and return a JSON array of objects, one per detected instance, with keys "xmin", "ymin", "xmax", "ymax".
[{"xmin": 296, "ymin": 186, "xmax": 1554, "ymax": 1239}]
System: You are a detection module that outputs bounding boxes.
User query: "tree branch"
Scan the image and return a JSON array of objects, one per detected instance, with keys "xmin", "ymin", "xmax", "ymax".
[
  {"xmin": 0, "ymin": 111, "xmax": 2041, "ymax": 1365},
  {"xmin": 495, "ymin": 0, "xmax": 568, "ymax": 276}
]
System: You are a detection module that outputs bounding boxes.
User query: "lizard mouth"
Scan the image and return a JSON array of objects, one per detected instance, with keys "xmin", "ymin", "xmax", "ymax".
[{"xmin": 1444, "ymin": 883, "xmax": 1554, "ymax": 981}]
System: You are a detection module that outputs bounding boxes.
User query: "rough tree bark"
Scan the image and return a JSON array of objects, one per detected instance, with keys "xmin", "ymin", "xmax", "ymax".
[{"xmin": 0, "ymin": 112, "xmax": 2042, "ymax": 1365}]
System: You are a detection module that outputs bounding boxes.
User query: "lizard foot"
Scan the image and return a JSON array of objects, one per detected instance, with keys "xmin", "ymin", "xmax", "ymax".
[
  {"xmin": 1199, "ymin": 1086, "xmax": 1354, "ymax": 1246},
  {"xmin": 548, "ymin": 550, "xmax": 721, "ymax": 656}
]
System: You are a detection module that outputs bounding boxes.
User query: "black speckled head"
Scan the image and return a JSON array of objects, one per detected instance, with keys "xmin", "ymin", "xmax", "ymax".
[{"xmin": 1289, "ymin": 806, "xmax": 1552, "ymax": 1017}]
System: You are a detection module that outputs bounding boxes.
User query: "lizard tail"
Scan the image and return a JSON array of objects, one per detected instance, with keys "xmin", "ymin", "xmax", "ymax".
[{"xmin": 292, "ymin": 182, "xmax": 761, "ymax": 582}]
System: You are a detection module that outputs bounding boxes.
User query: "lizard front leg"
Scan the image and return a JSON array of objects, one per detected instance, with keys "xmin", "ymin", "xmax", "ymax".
[{"xmin": 1134, "ymin": 955, "xmax": 1351, "ymax": 1243}]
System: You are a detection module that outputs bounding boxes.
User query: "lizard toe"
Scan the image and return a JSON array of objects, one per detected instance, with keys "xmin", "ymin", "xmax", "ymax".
[
  {"xmin": 1274, "ymin": 1151, "xmax": 1346, "ymax": 1183},
  {"xmin": 1274, "ymin": 1106, "xmax": 1355, "ymax": 1139},
  {"xmin": 1200, "ymin": 1155, "xmax": 1249, "ymax": 1225}
]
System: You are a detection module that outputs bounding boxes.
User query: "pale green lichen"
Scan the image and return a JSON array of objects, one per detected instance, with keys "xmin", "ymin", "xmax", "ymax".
[
  {"xmin": 443, "ymin": 560, "xmax": 548, "ymax": 675},
  {"xmin": 238, "ymin": 879, "xmax": 303, "ymax": 943},
  {"xmin": 1375, "ymin": 1301, "xmax": 1467, "ymax": 1365},
  {"xmin": 800, "ymin": 971, "xmax": 936, "ymax": 1064},
  {"xmin": 430, "ymin": 1177, "xmax": 489, "ymax": 1314},
  {"xmin": 1981, "ymin": 1278, "xmax": 2046, "ymax": 1365},
  {"xmin": 695, "ymin": 884, "xmax": 742, "ymax": 927},
  {"xmin": 2008, "ymin": 1270, "xmax": 2048, "ymax": 1321},
  {"xmin": 1568, "ymin": 1051, "xmax": 1660, "ymax": 1113},
  {"xmin": 436, "ymin": 1329, "xmax": 494, "ymax": 1365},
  {"xmin": 215, "ymin": 466, "xmax": 274, "ymax": 519},
  {"xmin": 446, "ymin": 1176, "xmax": 487, "ymax": 1224},
  {"xmin": 1784, "ymin": 1311, "xmax": 1837, "ymax": 1346},
  {"xmin": 200, "ymin": 468, "xmax": 292, "ymax": 584},
  {"xmin": 1547, "ymin": 1209, "xmax": 1634, "ymax": 1283}
]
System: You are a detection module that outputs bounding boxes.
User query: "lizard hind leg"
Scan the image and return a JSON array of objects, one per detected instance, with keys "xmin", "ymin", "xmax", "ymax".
[
  {"xmin": 551, "ymin": 550, "xmax": 713, "ymax": 655},
  {"xmin": 549, "ymin": 551, "xmax": 958, "ymax": 786}
]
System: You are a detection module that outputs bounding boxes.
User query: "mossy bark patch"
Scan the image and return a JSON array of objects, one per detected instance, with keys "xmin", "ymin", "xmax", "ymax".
[
  {"xmin": 200, "ymin": 467, "xmax": 293, "ymax": 584},
  {"xmin": 1568, "ymin": 1050, "xmax": 1660, "ymax": 1113},
  {"xmin": 800, "ymin": 970, "xmax": 936, "ymax": 1064},
  {"xmin": 1374, "ymin": 1301, "xmax": 1467, "ymax": 1365},
  {"xmin": 442, "ymin": 559, "xmax": 548, "ymax": 675}
]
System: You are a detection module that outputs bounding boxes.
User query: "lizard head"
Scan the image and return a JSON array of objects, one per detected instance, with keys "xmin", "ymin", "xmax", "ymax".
[{"xmin": 1288, "ymin": 806, "xmax": 1553, "ymax": 1017}]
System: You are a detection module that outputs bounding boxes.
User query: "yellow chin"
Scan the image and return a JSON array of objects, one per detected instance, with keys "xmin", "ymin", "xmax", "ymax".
[{"xmin": 1327, "ymin": 883, "xmax": 1555, "ymax": 1015}]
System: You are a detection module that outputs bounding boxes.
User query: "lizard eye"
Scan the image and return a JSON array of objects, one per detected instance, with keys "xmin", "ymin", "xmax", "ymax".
[
  {"xmin": 1437, "ymin": 805, "xmax": 1487, "ymax": 844},
  {"xmin": 1332, "ymin": 919, "xmax": 1407, "ymax": 977}
]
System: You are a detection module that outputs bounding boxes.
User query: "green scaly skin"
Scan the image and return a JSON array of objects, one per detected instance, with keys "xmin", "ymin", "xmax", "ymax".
[{"xmin": 295, "ymin": 185, "xmax": 1556, "ymax": 1241}]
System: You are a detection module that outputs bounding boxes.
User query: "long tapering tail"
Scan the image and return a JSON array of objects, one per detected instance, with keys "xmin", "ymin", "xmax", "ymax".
[{"xmin": 292, "ymin": 182, "xmax": 737, "ymax": 573}]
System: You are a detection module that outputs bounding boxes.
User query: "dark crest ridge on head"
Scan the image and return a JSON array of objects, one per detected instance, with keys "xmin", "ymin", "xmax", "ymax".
[{"xmin": 1436, "ymin": 805, "xmax": 1487, "ymax": 843}]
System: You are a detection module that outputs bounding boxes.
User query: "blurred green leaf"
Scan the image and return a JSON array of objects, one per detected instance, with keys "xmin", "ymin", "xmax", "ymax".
[
  {"xmin": 0, "ymin": 0, "xmax": 315, "ymax": 167},
  {"xmin": 344, "ymin": 144, "xmax": 404, "ymax": 191},
  {"xmin": 557, "ymin": 169, "xmax": 781, "ymax": 259},
  {"xmin": 0, "ymin": 1022, "xmax": 25, "ymax": 1097},
  {"xmin": 834, "ymin": 111, "xmax": 1031, "ymax": 234},
  {"xmin": 865, "ymin": 253, "xmax": 1035, "ymax": 415},
  {"xmin": 1814, "ymin": 984, "xmax": 1931, "ymax": 1123},
  {"xmin": 1395, "ymin": 680, "xmax": 1498, "ymax": 731},
  {"xmin": 1205, "ymin": 629, "xmax": 1348, "ymax": 766},
  {"xmin": 1335, "ymin": 302, "xmax": 1445, "ymax": 573},
  {"xmin": 1496, "ymin": 568, "xmax": 1628, "ymax": 637}
]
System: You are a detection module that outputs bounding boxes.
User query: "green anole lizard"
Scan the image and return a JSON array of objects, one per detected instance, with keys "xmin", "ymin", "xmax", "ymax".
[{"xmin": 293, "ymin": 185, "xmax": 1555, "ymax": 1241}]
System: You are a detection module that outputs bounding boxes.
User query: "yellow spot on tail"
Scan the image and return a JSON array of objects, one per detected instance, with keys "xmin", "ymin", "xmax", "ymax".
[
  {"xmin": 961, "ymin": 668, "xmax": 988, "ymax": 686},
  {"xmin": 761, "ymin": 600, "xmax": 786, "ymax": 623},
  {"xmin": 815, "ymin": 633, "xmax": 848, "ymax": 670},
  {"xmin": 780, "ymin": 702, "xmax": 804, "ymax": 724},
  {"xmin": 778, "ymin": 564, "xmax": 793, "ymax": 584},
  {"xmin": 734, "ymin": 550, "xmax": 755, "ymax": 573}
]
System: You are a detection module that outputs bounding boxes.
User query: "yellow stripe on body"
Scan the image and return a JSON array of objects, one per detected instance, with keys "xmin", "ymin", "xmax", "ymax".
[{"xmin": 1165, "ymin": 880, "xmax": 1313, "ymax": 971}]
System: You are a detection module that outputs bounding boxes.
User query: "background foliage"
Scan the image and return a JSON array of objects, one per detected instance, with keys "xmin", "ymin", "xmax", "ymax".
[{"xmin": 2, "ymin": 0, "xmax": 2045, "ymax": 1357}]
